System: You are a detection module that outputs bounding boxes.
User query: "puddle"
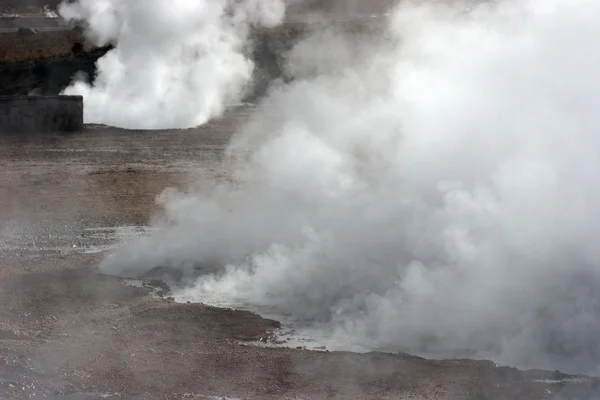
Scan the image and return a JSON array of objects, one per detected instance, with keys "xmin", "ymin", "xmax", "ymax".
[
  {"xmin": 172, "ymin": 289, "xmax": 372, "ymax": 353},
  {"xmin": 533, "ymin": 378, "xmax": 590, "ymax": 384},
  {"xmin": 123, "ymin": 278, "xmax": 171, "ymax": 297},
  {"xmin": 0, "ymin": 225, "xmax": 154, "ymax": 255}
]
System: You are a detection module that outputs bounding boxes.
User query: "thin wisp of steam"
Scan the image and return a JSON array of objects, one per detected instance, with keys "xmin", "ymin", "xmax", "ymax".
[
  {"xmin": 58, "ymin": 0, "xmax": 285, "ymax": 129},
  {"xmin": 102, "ymin": 0, "xmax": 600, "ymax": 375}
]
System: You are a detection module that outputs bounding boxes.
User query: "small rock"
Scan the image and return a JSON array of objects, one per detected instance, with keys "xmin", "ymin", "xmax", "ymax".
[
  {"xmin": 72, "ymin": 42, "xmax": 84, "ymax": 55},
  {"xmin": 17, "ymin": 27, "xmax": 37, "ymax": 37}
]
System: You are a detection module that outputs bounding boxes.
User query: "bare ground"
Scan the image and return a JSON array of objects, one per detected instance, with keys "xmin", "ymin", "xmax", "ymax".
[{"xmin": 1, "ymin": 109, "xmax": 599, "ymax": 399}]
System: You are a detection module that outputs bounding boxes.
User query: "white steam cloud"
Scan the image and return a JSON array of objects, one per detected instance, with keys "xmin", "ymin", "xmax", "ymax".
[
  {"xmin": 58, "ymin": 0, "xmax": 285, "ymax": 129},
  {"xmin": 101, "ymin": 0, "xmax": 600, "ymax": 375}
]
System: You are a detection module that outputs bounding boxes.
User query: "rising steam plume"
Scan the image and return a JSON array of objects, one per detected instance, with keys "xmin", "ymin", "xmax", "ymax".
[
  {"xmin": 98, "ymin": 0, "xmax": 600, "ymax": 376},
  {"xmin": 58, "ymin": 0, "xmax": 285, "ymax": 129}
]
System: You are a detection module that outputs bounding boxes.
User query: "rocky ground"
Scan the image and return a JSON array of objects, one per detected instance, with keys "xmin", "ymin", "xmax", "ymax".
[{"xmin": 0, "ymin": 109, "xmax": 599, "ymax": 399}]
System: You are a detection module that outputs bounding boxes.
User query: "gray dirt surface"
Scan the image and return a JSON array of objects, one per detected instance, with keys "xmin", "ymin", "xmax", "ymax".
[{"xmin": 1, "ymin": 108, "xmax": 600, "ymax": 399}]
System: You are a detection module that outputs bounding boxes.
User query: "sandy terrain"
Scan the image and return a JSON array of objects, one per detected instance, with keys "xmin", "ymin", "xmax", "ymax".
[{"xmin": 1, "ymin": 108, "xmax": 600, "ymax": 399}]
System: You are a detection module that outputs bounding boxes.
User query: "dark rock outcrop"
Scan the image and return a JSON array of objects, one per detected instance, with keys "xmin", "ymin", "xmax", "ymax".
[
  {"xmin": 0, "ymin": 94, "xmax": 83, "ymax": 133},
  {"xmin": 0, "ymin": 45, "xmax": 110, "ymax": 96}
]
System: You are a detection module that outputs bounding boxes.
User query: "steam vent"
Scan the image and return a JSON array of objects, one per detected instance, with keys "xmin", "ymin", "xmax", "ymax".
[{"xmin": 0, "ymin": 95, "xmax": 83, "ymax": 133}]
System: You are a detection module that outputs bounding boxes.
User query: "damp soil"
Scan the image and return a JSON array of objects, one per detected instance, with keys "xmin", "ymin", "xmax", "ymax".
[{"xmin": 1, "ymin": 111, "xmax": 600, "ymax": 399}]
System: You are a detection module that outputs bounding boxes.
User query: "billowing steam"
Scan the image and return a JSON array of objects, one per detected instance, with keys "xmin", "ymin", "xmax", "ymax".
[
  {"xmin": 58, "ymin": 0, "xmax": 285, "ymax": 129},
  {"xmin": 101, "ymin": 0, "xmax": 600, "ymax": 375}
]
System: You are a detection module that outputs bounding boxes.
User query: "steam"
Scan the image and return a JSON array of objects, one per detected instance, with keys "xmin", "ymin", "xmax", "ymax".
[
  {"xmin": 44, "ymin": 5, "xmax": 58, "ymax": 18},
  {"xmin": 101, "ymin": 0, "xmax": 600, "ymax": 375},
  {"xmin": 58, "ymin": 0, "xmax": 285, "ymax": 129}
]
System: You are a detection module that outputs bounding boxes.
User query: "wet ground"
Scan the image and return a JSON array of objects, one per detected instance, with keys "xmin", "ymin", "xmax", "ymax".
[{"xmin": 1, "ymin": 108, "xmax": 600, "ymax": 399}]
